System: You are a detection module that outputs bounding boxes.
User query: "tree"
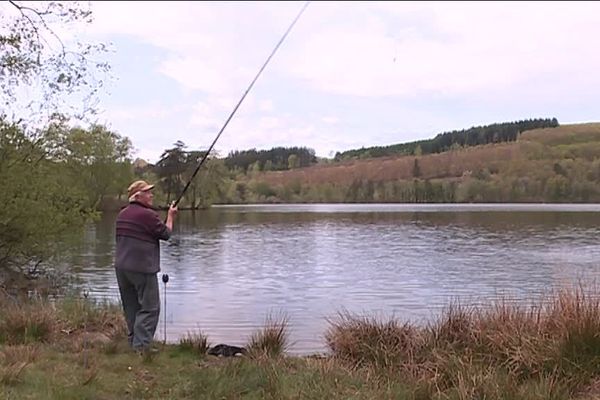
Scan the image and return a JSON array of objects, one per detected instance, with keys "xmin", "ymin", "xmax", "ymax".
[
  {"xmin": 179, "ymin": 149, "xmax": 230, "ymax": 208},
  {"xmin": 155, "ymin": 141, "xmax": 188, "ymax": 203},
  {"xmin": 189, "ymin": 158, "xmax": 230, "ymax": 208},
  {"xmin": 0, "ymin": 119, "xmax": 93, "ymax": 281},
  {"xmin": 225, "ymin": 146, "xmax": 317, "ymax": 172},
  {"xmin": 412, "ymin": 158, "xmax": 421, "ymax": 178},
  {"xmin": 57, "ymin": 124, "xmax": 134, "ymax": 208},
  {"xmin": 288, "ymin": 154, "xmax": 299, "ymax": 169},
  {"xmin": 414, "ymin": 145, "xmax": 422, "ymax": 156},
  {"xmin": 0, "ymin": 2, "xmax": 111, "ymax": 285},
  {"xmin": 1, "ymin": 1, "xmax": 111, "ymax": 122}
]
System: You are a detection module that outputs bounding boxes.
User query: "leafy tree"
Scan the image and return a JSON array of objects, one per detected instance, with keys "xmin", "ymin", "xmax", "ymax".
[
  {"xmin": 250, "ymin": 161, "xmax": 262, "ymax": 174},
  {"xmin": 183, "ymin": 151, "xmax": 230, "ymax": 208},
  {"xmin": 0, "ymin": 119, "xmax": 93, "ymax": 280},
  {"xmin": 251, "ymin": 181, "xmax": 277, "ymax": 199},
  {"xmin": 225, "ymin": 146, "xmax": 317, "ymax": 172},
  {"xmin": 53, "ymin": 124, "xmax": 133, "ymax": 208},
  {"xmin": 288, "ymin": 154, "xmax": 299, "ymax": 169},
  {"xmin": 0, "ymin": 2, "xmax": 111, "ymax": 284},
  {"xmin": 155, "ymin": 141, "xmax": 187, "ymax": 203}
]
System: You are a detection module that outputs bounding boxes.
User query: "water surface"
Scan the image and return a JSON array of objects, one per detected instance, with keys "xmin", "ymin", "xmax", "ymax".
[{"xmin": 69, "ymin": 204, "xmax": 600, "ymax": 354}]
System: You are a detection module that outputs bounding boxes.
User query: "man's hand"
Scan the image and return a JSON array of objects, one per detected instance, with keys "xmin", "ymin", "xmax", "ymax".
[{"xmin": 168, "ymin": 202, "xmax": 178, "ymax": 218}]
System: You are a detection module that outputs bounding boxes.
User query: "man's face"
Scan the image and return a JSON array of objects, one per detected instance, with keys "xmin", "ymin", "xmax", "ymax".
[{"xmin": 138, "ymin": 189, "xmax": 154, "ymax": 206}]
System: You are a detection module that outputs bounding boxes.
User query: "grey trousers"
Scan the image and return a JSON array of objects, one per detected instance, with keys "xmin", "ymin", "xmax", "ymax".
[{"xmin": 115, "ymin": 269, "xmax": 160, "ymax": 350}]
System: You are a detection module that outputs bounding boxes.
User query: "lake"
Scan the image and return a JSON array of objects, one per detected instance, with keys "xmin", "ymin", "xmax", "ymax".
[{"xmin": 69, "ymin": 203, "xmax": 600, "ymax": 354}]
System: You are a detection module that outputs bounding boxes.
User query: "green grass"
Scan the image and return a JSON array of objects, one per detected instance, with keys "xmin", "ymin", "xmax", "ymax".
[
  {"xmin": 4, "ymin": 287, "xmax": 600, "ymax": 398},
  {"xmin": 0, "ymin": 343, "xmax": 405, "ymax": 400}
]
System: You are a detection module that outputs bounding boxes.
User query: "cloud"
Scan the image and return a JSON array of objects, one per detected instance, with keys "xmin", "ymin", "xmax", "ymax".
[
  {"xmin": 189, "ymin": 102, "xmax": 222, "ymax": 131},
  {"xmin": 283, "ymin": 2, "xmax": 600, "ymax": 98},
  {"xmin": 185, "ymin": 98, "xmax": 342, "ymax": 157},
  {"xmin": 85, "ymin": 2, "xmax": 600, "ymax": 101},
  {"xmin": 259, "ymin": 100, "xmax": 274, "ymax": 112},
  {"xmin": 67, "ymin": 1, "xmax": 600, "ymax": 161},
  {"xmin": 321, "ymin": 116, "xmax": 339, "ymax": 125},
  {"xmin": 105, "ymin": 104, "xmax": 184, "ymax": 122},
  {"xmin": 188, "ymin": 100, "xmax": 294, "ymax": 153},
  {"xmin": 86, "ymin": 2, "xmax": 300, "ymax": 96}
]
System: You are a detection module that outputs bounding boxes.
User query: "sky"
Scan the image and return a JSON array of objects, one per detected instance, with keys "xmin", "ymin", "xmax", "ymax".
[{"xmin": 14, "ymin": 1, "xmax": 600, "ymax": 162}]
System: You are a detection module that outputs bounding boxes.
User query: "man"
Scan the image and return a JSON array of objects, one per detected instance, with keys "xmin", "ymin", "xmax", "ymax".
[{"xmin": 114, "ymin": 180, "xmax": 178, "ymax": 353}]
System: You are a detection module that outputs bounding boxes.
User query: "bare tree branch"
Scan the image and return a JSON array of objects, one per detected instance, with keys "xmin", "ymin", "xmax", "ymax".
[
  {"xmin": 1, "ymin": 1, "xmax": 111, "ymax": 123},
  {"xmin": 8, "ymin": 0, "xmax": 67, "ymax": 56}
]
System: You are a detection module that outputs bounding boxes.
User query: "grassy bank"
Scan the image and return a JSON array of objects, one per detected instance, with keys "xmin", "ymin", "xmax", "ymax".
[{"xmin": 2, "ymin": 287, "xmax": 600, "ymax": 399}]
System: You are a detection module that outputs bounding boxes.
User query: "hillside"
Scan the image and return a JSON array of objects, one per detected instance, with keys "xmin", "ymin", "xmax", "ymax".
[{"xmin": 236, "ymin": 123, "xmax": 600, "ymax": 203}]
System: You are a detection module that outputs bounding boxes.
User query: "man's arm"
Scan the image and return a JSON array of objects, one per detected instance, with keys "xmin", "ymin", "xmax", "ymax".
[
  {"xmin": 150, "ymin": 203, "xmax": 178, "ymax": 241},
  {"xmin": 165, "ymin": 202, "xmax": 178, "ymax": 232}
]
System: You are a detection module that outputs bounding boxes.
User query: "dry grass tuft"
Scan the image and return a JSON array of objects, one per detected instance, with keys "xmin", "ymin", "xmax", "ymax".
[
  {"xmin": 325, "ymin": 310, "xmax": 423, "ymax": 375},
  {"xmin": 0, "ymin": 300, "xmax": 56, "ymax": 344},
  {"xmin": 179, "ymin": 330, "xmax": 211, "ymax": 356},
  {"xmin": 326, "ymin": 285, "xmax": 600, "ymax": 396},
  {"xmin": 247, "ymin": 312, "xmax": 290, "ymax": 358}
]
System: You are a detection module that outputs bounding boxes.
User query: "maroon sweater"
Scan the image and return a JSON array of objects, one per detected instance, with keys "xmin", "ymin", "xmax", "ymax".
[{"xmin": 114, "ymin": 202, "xmax": 171, "ymax": 273}]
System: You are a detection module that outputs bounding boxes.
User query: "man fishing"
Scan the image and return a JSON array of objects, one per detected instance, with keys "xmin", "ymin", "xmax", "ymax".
[
  {"xmin": 110, "ymin": 1, "xmax": 308, "ymax": 355},
  {"xmin": 114, "ymin": 180, "xmax": 178, "ymax": 354}
]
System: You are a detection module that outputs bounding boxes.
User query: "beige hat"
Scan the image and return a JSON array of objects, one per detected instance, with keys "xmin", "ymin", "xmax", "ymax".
[{"xmin": 127, "ymin": 180, "xmax": 155, "ymax": 199}]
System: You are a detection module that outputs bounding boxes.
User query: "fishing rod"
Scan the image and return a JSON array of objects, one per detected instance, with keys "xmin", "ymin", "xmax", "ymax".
[{"xmin": 171, "ymin": 1, "xmax": 310, "ymax": 208}]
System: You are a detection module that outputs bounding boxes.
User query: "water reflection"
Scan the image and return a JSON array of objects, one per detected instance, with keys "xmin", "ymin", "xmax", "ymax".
[{"xmin": 67, "ymin": 204, "xmax": 600, "ymax": 354}]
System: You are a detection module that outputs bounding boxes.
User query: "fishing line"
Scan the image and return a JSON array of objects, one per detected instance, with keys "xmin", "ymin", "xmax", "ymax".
[
  {"xmin": 160, "ymin": 2, "xmax": 310, "ymax": 293},
  {"xmin": 172, "ymin": 1, "xmax": 310, "ymax": 207}
]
